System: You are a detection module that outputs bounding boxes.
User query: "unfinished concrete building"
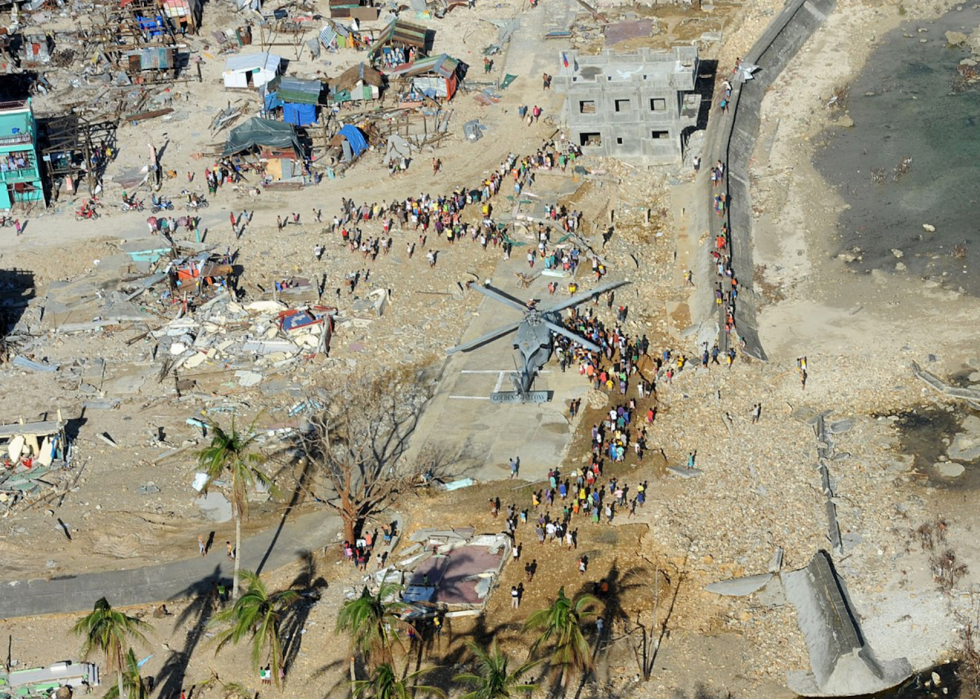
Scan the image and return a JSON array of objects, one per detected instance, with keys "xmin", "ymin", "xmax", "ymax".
[{"xmin": 554, "ymin": 46, "xmax": 700, "ymax": 165}]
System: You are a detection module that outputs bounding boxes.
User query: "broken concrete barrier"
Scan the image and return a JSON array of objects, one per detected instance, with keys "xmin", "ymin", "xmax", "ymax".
[{"xmin": 782, "ymin": 550, "xmax": 912, "ymax": 696}]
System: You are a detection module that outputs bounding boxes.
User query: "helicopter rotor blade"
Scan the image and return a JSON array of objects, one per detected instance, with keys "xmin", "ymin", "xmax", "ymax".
[
  {"xmin": 468, "ymin": 283, "xmax": 531, "ymax": 313},
  {"xmin": 446, "ymin": 320, "xmax": 521, "ymax": 355},
  {"xmin": 543, "ymin": 320, "xmax": 601, "ymax": 353},
  {"xmin": 542, "ymin": 279, "xmax": 630, "ymax": 314}
]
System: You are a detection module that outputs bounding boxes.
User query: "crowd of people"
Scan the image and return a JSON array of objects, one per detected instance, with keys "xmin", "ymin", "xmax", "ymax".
[{"xmin": 318, "ymin": 141, "xmax": 590, "ymax": 286}]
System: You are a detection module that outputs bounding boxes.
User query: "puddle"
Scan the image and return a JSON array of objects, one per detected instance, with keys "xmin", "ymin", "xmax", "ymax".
[{"xmin": 892, "ymin": 406, "xmax": 980, "ymax": 490}]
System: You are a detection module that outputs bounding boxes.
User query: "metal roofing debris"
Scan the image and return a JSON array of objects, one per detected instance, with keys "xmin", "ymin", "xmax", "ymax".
[
  {"xmin": 463, "ymin": 119, "xmax": 486, "ymax": 141},
  {"xmin": 0, "ymin": 420, "xmax": 66, "ymax": 439},
  {"xmin": 705, "ymin": 573, "xmax": 773, "ymax": 597},
  {"xmin": 386, "ymin": 53, "xmax": 459, "ymax": 79},
  {"xmin": 11, "ymin": 355, "xmax": 59, "ymax": 372}
]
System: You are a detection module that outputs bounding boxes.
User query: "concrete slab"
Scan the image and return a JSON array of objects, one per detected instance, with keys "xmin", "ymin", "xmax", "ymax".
[
  {"xmin": 411, "ymin": 256, "xmax": 591, "ymax": 483},
  {"xmin": 705, "ymin": 573, "xmax": 772, "ymax": 597}
]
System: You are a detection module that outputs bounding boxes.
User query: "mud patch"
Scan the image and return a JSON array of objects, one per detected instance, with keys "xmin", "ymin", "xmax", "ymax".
[{"xmin": 892, "ymin": 406, "xmax": 980, "ymax": 490}]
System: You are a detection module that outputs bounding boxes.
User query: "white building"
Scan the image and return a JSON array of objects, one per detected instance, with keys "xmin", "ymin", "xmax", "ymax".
[{"xmin": 222, "ymin": 52, "xmax": 282, "ymax": 90}]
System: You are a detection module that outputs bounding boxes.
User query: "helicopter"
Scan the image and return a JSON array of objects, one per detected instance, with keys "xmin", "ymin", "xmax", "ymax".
[{"xmin": 446, "ymin": 278, "xmax": 628, "ymax": 403}]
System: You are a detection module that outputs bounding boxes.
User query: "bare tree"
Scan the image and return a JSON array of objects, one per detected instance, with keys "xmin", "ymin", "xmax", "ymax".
[{"xmin": 299, "ymin": 366, "xmax": 432, "ymax": 543}]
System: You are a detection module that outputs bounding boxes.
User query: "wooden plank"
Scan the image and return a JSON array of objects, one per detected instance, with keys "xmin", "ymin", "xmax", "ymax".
[{"xmin": 126, "ymin": 107, "xmax": 174, "ymax": 123}]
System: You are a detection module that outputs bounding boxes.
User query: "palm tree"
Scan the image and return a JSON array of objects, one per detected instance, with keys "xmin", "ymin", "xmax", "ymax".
[
  {"xmin": 454, "ymin": 640, "xmax": 540, "ymax": 699},
  {"xmin": 197, "ymin": 415, "xmax": 273, "ymax": 599},
  {"xmin": 72, "ymin": 597, "xmax": 151, "ymax": 699},
  {"xmin": 336, "ymin": 583, "xmax": 409, "ymax": 669},
  {"xmin": 211, "ymin": 569, "xmax": 299, "ymax": 687},
  {"xmin": 524, "ymin": 587, "xmax": 599, "ymax": 689},
  {"xmin": 352, "ymin": 663, "xmax": 445, "ymax": 699},
  {"xmin": 102, "ymin": 649, "xmax": 149, "ymax": 699}
]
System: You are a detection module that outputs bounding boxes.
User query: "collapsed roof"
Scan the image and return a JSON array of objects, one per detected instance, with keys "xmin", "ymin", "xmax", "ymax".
[{"xmin": 223, "ymin": 117, "xmax": 301, "ymax": 157}]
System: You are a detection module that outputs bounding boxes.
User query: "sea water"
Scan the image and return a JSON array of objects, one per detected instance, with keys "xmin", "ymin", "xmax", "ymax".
[{"xmin": 813, "ymin": 7, "xmax": 980, "ymax": 294}]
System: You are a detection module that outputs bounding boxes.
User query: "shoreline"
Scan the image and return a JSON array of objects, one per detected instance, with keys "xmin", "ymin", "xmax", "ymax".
[{"xmin": 745, "ymin": 0, "xmax": 980, "ymax": 681}]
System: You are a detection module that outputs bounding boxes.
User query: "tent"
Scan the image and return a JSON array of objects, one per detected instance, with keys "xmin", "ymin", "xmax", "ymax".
[
  {"xmin": 222, "ymin": 52, "xmax": 282, "ymax": 89},
  {"xmin": 224, "ymin": 117, "xmax": 302, "ymax": 156},
  {"xmin": 336, "ymin": 124, "xmax": 368, "ymax": 161}
]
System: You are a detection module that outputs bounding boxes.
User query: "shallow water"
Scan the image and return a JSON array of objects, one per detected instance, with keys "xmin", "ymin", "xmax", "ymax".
[{"xmin": 813, "ymin": 7, "xmax": 980, "ymax": 293}]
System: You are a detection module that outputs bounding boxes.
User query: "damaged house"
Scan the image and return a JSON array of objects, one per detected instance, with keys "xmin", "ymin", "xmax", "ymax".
[
  {"xmin": 393, "ymin": 528, "xmax": 511, "ymax": 612},
  {"xmin": 223, "ymin": 117, "xmax": 305, "ymax": 182},
  {"xmin": 554, "ymin": 45, "xmax": 701, "ymax": 166},
  {"xmin": 330, "ymin": 63, "xmax": 384, "ymax": 104},
  {"xmin": 368, "ymin": 18, "xmax": 432, "ymax": 69},
  {"xmin": 264, "ymin": 76, "xmax": 324, "ymax": 127},
  {"xmin": 222, "ymin": 51, "xmax": 282, "ymax": 90},
  {"xmin": 386, "ymin": 53, "xmax": 461, "ymax": 104}
]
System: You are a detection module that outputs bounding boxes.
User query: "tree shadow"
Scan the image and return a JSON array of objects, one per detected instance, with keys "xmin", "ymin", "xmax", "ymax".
[
  {"xmin": 154, "ymin": 565, "xmax": 227, "ymax": 699},
  {"xmin": 280, "ymin": 551, "xmax": 328, "ymax": 679},
  {"xmin": 669, "ymin": 684, "xmax": 734, "ymax": 699},
  {"xmin": 255, "ymin": 450, "xmax": 313, "ymax": 576},
  {"xmin": 648, "ymin": 557, "xmax": 687, "ymax": 678},
  {"xmin": 586, "ymin": 559, "xmax": 647, "ymax": 664},
  {"xmin": 402, "ymin": 612, "xmax": 526, "ymax": 696}
]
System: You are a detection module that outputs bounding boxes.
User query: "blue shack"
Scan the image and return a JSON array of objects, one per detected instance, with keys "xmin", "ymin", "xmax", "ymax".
[{"xmin": 264, "ymin": 76, "xmax": 323, "ymax": 127}]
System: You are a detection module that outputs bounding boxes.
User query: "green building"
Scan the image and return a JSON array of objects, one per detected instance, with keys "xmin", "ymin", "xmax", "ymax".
[{"xmin": 0, "ymin": 99, "xmax": 45, "ymax": 209}]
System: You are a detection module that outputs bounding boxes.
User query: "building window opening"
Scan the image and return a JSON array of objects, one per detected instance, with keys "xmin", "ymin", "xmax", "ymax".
[
  {"xmin": 579, "ymin": 132, "xmax": 602, "ymax": 147},
  {"xmin": 650, "ymin": 130, "xmax": 669, "ymax": 140},
  {"xmin": 614, "ymin": 99, "xmax": 630, "ymax": 112},
  {"xmin": 650, "ymin": 98, "xmax": 667, "ymax": 112},
  {"xmin": 579, "ymin": 100, "xmax": 596, "ymax": 114}
]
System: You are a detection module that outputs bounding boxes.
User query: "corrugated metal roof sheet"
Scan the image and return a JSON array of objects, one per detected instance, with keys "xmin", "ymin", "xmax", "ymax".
[
  {"xmin": 272, "ymin": 76, "xmax": 322, "ymax": 104},
  {"xmin": 386, "ymin": 53, "xmax": 458, "ymax": 79},
  {"xmin": 224, "ymin": 51, "xmax": 281, "ymax": 74},
  {"xmin": 126, "ymin": 46, "xmax": 173, "ymax": 70}
]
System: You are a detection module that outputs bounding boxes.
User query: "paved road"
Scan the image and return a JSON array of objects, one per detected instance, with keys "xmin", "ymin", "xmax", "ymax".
[{"xmin": 0, "ymin": 508, "xmax": 340, "ymax": 618}]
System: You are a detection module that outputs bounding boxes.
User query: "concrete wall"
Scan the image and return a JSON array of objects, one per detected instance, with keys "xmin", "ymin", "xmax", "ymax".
[{"xmin": 718, "ymin": 0, "xmax": 836, "ymax": 360}]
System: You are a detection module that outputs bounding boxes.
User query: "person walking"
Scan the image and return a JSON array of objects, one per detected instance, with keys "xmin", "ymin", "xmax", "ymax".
[
  {"xmin": 511, "ymin": 585, "xmax": 520, "ymax": 609},
  {"xmin": 198, "ymin": 535, "xmax": 207, "ymax": 556}
]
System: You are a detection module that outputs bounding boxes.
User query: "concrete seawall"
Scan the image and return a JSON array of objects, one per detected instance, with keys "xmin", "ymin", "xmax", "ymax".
[{"xmin": 716, "ymin": 0, "xmax": 836, "ymax": 360}]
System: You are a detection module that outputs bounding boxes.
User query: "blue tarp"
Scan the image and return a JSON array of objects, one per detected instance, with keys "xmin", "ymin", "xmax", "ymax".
[
  {"xmin": 284, "ymin": 102, "xmax": 316, "ymax": 126},
  {"xmin": 264, "ymin": 91, "xmax": 284, "ymax": 111},
  {"xmin": 338, "ymin": 124, "xmax": 368, "ymax": 157}
]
